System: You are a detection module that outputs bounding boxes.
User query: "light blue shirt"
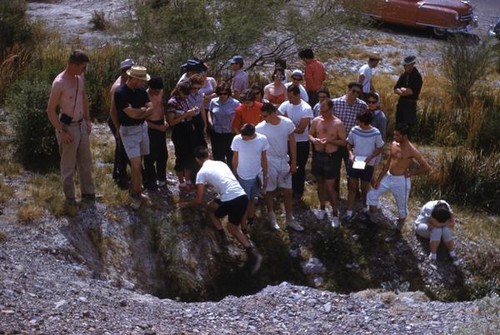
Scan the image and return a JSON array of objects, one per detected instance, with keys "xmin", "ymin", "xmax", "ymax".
[{"xmin": 209, "ymin": 97, "xmax": 240, "ymax": 133}]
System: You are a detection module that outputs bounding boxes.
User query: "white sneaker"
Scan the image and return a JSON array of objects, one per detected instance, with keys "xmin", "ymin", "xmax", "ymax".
[
  {"xmin": 286, "ymin": 220, "xmax": 304, "ymax": 232},
  {"xmin": 268, "ymin": 213, "xmax": 280, "ymax": 230},
  {"xmin": 331, "ymin": 216, "xmax": 341, "ymax": 228},
  {"xmin": 314, "ymin": 209, "xmax": 326, "ymax": 220}
]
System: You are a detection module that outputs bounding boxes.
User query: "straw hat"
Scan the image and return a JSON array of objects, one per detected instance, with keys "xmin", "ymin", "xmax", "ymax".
[{"xmin": 126, "ymin": 65, "xmax": 151, "ymax": 81}]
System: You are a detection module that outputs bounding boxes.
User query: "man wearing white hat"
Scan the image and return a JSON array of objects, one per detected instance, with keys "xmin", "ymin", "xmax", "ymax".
[
  {"xmin": 357, "ymin": 52, "xmax": 382, "ymax": 100},
  {"xmin": 394, "ymin": 55, "xmax": 423, "ymax": 128},
  {"xmin": 114, "ymin": 65, "xmax": 154, "ymax": 209},
  {"xmin": 285, "ymin": 69, "xmax": 309, "ymax": 103}
]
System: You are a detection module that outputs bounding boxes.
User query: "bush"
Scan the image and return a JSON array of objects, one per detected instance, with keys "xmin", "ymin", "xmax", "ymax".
[
  {"xmin": 441, "ymin": 36, "xmax": 495, "ymax": 106},
  {"xmin": 89, "ymin": 10, "xmax": 109, "ymax": 31},
  {"xmin": 6, "ymin": 78, "xmax": 59, "ymax": 172},
  {"xmin": 412, "ymin": 148, "xmax": 500, "ymax": 213}
]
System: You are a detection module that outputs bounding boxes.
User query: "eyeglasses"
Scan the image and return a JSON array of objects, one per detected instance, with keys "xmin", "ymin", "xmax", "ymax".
[
  {"xmin": 351, "ymin": 89, "xmax": 362, "ymax": 95},
  {"xmin": 253, "ymin": 91, "xmax": 262, "ymax": 96},
  {"xmin": 367, "ymin": 100, "xmax": 377, "ymax": 104},
  {"xmin": 292, "ymin": 77, "xmax": 302, "ymax": 81}
]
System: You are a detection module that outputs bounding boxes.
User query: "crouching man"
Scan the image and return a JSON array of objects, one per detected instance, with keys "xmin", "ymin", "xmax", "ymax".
[
  {"xmin": 182, "ymin": 146, "xmax": 263, "ymax": 275},
  {"xmin": 415, "ymin": 200, "xmax": 460, "ymax": 266}
]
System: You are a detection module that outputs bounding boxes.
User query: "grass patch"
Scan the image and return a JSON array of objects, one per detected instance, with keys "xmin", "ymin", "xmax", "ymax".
[
  {"xmin": 17, "ymin": 202, "xmax": 44, "ymax": 223},
  {"xmin": 0, "ymin": 178, "xmax": 14, "ymax": 204}
]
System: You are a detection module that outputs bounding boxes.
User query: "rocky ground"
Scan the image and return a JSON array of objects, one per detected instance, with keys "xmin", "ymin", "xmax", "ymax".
[{"xmin": 0, "ymin": 190, "xmax": 498, "ymax": 334}]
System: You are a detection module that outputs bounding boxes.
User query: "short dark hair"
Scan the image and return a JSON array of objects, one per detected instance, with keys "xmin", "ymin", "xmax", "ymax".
[
  {"xmin": 431, "ymin": 202, "xmax": 452, "ymax": 223},
  {"xmin": 348, "ymin": 82, "xmax": 363, "ymax": 90},
  {"xmin": 194, "ymin": 146, "xmax": 209, "ymax": 159},
  {"xmin": 366, "ymin": 92, "xmax": 379, "ymax": 102},
  {"xmin": 69, "ymin": 50, "xmax": 89, "ymax": 65},
  {"xmin": 395, "ymin": 123, "xmax": 410, "ymax": 136},
  {"xmin": 286, "ymin": 84, "xmax": 300, "ymax": 96},
  {"xmin": 357, "ymin": 110, "xmax": 374, "ymax": 124},
  {"xmin": 240, "ymin": 89, "xmax": 256, "ymax": 102},
  {"xmin": 251, "ymin": 83, "xmax": 264, "ymax": 97},
  {"xmin": 148, "ymin": 76, "xmax": 164, "ymax": 90},
  {"xmin": 320, "ymin": 99, "xmax": 333, "ymax": 110},
  {"xmin": 240, "ymin": 123, "xmax": 255, "ymax": 136},
  {"xmin": 215, "ymin": 82, "xmax": 232, "ymax": 96},
  {"xmin": 298, "ymin": 48, "xmax": 314, "ymax": 59},
  {"xmin": 261, "ymin": 102, "xmax": 276, "ymax": 114},
  {"xmin": 316, "ymin": 86, "xmax": 330, "ymax": 98}
]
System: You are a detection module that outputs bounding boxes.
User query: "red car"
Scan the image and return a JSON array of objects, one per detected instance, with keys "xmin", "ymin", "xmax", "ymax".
[{"xmin": 363, "ymin": 0, "xmax": 478, "ymax": 37}]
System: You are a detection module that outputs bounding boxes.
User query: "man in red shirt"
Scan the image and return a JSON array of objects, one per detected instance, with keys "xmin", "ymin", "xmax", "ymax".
[{"xmin": 299, "ymin": 48, "xmax": 326, "ymax": 107}]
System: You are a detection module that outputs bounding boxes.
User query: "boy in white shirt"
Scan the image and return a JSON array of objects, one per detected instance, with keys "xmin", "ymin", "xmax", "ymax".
[{"xmin": 231, "ymin": 123, "xmax": 269, "ymax": 231}]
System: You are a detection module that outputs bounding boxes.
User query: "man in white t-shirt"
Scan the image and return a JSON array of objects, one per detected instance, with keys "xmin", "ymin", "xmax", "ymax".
[
  {"xmin": 183, "ymin": 146, "xmax": 262, "ymax": 275},
  {"xmin": 278, "ymin": 85, "xmax": 313, "ymax": 200},
  {"xmin": 357, "ymin": 52, "xmax": 382, "ymax": 100},
  {"xmin": 231, "ymin": 123, "xmax": 269, "ymax": 231},
  {"xmin": 256, "ymin": 103, "xmax": 304, "ymax": 232}
]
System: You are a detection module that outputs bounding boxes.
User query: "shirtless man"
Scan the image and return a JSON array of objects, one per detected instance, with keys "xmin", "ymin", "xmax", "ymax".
[
  {"xmin": 367, "ymin": 123, "xmax": 431, "ymax": 231},
  {"xmin": 47, "ymin": 50, "xmax": 95, "ymax": 215},
  {"xmin": 309, "ymin": 99, "xmax": 346, "ymax": 228},
  {"xmin": 144, "ymin": 76, "xmax": 169, "ymax": 190}
]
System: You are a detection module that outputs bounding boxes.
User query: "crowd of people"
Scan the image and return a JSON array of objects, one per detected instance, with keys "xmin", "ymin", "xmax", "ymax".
[{"xmin": 46, "ymin": 49, "xmax": 460, "ymax": 275}]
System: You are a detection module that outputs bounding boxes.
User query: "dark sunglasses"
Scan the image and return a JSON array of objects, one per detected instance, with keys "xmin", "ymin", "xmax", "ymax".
[{"xmin": 367, "ymin": 100, "xmax": 377, "ymax": 104}]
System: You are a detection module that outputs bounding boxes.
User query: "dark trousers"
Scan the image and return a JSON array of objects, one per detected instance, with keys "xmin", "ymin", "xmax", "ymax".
[
  {"xmin": 108, "ymin": 117, "xmax": 129, "ymax": 183},
  {"xmin": 334, "ymin": 145, "xmax": 349, "ymax": 198},
  {"xmin": 144, "ymin": 126, "xmax": 167, "ymax": 187},
  {"xmin": 209, "ymin": 130, "xmax": 234, "ymax": 171},
  {"xmin": 307, "ymin": 90, "xmax": 319, "ymax": 110},
  {"xmin": 396, "ymin": 100, "xmax": 417, "ymax": 128},
  {"xmin": 192, "ymin": 113, "xmax": 207, "ymax": 148},
  {"xmin": 292, "ymin": 141, "xmax": 310, "ymax": 198}
]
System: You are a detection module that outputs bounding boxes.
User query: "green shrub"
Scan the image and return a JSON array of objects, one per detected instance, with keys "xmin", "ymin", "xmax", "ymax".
[
  {"xmin": 6, "ymin": 78, "xmax": 59, "ymax": 172},
  {"xmin": 412, "ymin": 148, "xmax": 500, "ymax": 213},
  {"xmin": 441, "ymin": 36, "xmax": 495, "ymax": 106}
]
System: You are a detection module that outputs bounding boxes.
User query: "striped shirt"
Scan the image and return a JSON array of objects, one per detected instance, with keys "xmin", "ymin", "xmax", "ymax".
[{"xmin": 347, "ymin": 126, "xmax": 384, "ymax": 166}]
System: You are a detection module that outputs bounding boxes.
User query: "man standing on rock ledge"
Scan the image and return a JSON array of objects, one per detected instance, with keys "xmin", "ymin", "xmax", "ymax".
[
  {"xmin": 47, "ymin": 50, "xmax": 95, "ymax": 216},
  {"xmin": 114, "ymin": 65, "xmax": 154, "ymax": 210},
  {"xmin": 367, "ymin": 123, "xmax": 431, "ymax": 231},
  {"xmin": 183, "ymin": 146, "xmax": 263, "ymax": 275}
]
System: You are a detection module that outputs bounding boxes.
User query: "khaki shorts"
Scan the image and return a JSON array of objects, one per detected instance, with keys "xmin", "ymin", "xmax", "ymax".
[{"xmin": 120, "ymin": 123, "xmax": 150, "ymax": 159}]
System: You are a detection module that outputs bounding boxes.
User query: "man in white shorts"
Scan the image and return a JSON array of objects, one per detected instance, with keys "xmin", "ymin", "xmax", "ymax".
[
  {"xmin": 231, "ymin": 123, "xmax": 269, "ymax": 232},
  {"xmin": 255, "ymin": 103, "xmax": 303, "ymax": 232},
  {"xmin": 414, "ymin": 200, "xmax": 460, "ymax": 266}
]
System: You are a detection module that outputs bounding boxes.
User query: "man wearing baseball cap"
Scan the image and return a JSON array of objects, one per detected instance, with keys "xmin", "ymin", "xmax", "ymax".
[
  {"xmin": 109, "ymin": 58, "xmax": 134, "ymax": 189},
  {"xmin": 357, "ymin": 52, "xmax": 382, "ymax": 100},
  {"xmin": 229, "ymin": 55, "xmax": 249, "ymax": 100},
  {"xmin": 394, "ymin": 55, "xmax": 423, "ymax": 128},
  {"xmin": 114, "ymin": 65, "xmax": 154, "ymax": 209}
]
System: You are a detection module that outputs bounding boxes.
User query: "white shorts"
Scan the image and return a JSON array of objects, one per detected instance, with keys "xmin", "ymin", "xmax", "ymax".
[
  {"xmin": 416, "ymin": 223, "xmax": 453, "ymax": 243},
  {"xmin": 367, "ymin": 172, "xmax": 411, "ymax": 219},
  {"xmin": 120, "ymin": 123, "xmax": 150, "ymax": 159},
  {"xmin": 266, "ymin": 158, "xmax": 292, "ymax": 192}
]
